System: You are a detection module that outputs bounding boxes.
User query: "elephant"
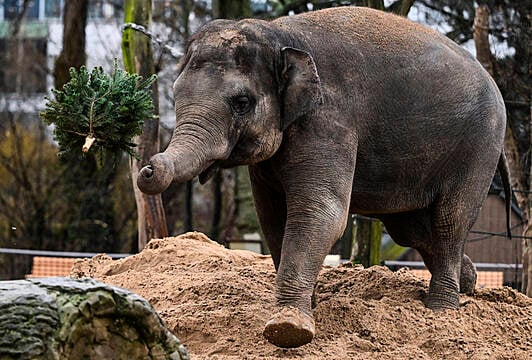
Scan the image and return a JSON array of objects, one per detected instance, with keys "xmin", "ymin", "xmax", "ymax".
[{"xmin": 136, "ymin": 6, "xmax": 511, "ymax": 348}]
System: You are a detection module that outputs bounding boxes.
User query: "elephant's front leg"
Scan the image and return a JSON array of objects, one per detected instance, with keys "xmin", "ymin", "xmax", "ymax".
[{"xmin": 263, "ymin": 171, "xmax": 352, "ymax": 348}]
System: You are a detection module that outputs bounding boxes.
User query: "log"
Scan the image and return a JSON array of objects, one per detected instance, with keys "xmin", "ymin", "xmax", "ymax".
[{"xmin": 0, "ymin": 277, "xmax": 189, "ymax": 360}]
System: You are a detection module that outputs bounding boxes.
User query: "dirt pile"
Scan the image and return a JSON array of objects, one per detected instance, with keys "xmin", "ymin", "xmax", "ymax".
[{"xmin": 72, "ymin": 232, "xmax": 532, "ymax": 360}]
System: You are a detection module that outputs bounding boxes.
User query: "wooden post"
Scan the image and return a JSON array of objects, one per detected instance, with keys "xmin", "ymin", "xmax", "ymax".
[
  {"xmin": 353, "ymin": 216, "xmax": 382, "ymax": 267},
  {"xmin": 122, "ymin": 0, "xmax": 168, "ymax": 250}
]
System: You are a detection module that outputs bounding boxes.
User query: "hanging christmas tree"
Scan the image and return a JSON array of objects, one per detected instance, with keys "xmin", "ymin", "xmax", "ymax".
[{"xmin": 41, "ymin": 61, "xmax": 157, "ymax": 159}]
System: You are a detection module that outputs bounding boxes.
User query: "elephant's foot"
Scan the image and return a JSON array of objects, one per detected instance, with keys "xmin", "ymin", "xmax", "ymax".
[
  {"xmin": 263, "ymin": 307, "xmax": 315, "ymax": 348},
  {"xmin": 424, "ymin": 280, "xmax": 460, "ymax": 311}
]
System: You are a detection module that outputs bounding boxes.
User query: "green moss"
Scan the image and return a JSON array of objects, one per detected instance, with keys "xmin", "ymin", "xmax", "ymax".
[{"xmin": 122, "ymin": 0, "xmax": 153, "ymax": 75}]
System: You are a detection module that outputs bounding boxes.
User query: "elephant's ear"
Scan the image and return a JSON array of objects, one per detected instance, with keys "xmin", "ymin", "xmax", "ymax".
[{"xmin": 280, "ymin": 47, "xmax": 323, "ymax": 131}]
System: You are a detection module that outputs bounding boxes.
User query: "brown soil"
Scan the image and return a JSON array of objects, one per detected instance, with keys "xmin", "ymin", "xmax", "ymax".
[{"xmin": 71, "ymin": 232, "xmax": 532, "ymax": 360}]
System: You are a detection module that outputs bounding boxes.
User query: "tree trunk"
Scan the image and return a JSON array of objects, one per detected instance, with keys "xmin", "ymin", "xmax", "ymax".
[
  {"xmin": 367, "ymin": 0, "xmax": 384, "ymax": 11},
  {"xmin": 0, "ymin": 277, "xmax": 189, "ymax": 359},
  {"xmin": 52, "ymin": 0, "xmax": 121, "ymax": 254},
  {"xmin": 122, "ymin": 0, "xmax": 168, "ymax": 250},
  {"xmin": 212, "ymin": 0, "xmax": 251, "ymax": 19},
  {"xmin": 473, "ymin": 5, "xmax": 494, "ymax": 77},
  {"xmin": 398, "ymin": 0, "xmax": 415, "ymax": 17},
  {"xmin": 474, "ymin": 5, "xmax": 530, "ymax": 295},
  {"xmin": 524, "ymin": 226, "xmax": 532, "ymax": 296},
  {"xmin": 53, "ymin": 0, "xmax": 88, "ymax": 89},
  {"xmin": 220, "ymin": 168, "xmax": 240, "ymax": 244}
]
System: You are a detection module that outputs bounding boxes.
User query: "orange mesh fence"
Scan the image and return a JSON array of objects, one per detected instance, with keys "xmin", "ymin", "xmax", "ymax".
[
  {"xmin": 385, "ymin": 260, "xmax": 521, "ymax": 289},
  {"xmin": 409, "ymin": 269, "xmax": 504, "ymax": 288},
  {"xmin": 26, "ymin": 256, "xmax": 78, "ymax": 278}
]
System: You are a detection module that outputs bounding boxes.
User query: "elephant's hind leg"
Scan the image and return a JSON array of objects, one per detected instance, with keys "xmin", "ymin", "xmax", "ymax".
[
  {"xmin": 459, "ymin": 254, "xmax": 477, "ymax": 295},
  {"xmin": 423, "ymin": 195, "xmax": 482, "ymax": 310},
  {"xmin": 380, "ymin": 208, "xmax": 477, "ymax": 305}
]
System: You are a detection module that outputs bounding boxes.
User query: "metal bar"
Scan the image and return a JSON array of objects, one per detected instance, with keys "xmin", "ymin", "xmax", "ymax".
[
  {"xmin": 384, "ymin": 260, "xmax": 522, "ymax": 270},
  {"xmin": 0, "ymin": 248, "xmax": 132, "ymax": 258},
  {"xmin": 469, "ymin": 230, "xmax": 532, "ymax": 239}
]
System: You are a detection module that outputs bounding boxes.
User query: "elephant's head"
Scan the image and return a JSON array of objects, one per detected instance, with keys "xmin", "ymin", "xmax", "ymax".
[{"xmin": 137, "ymin": 20, "xmax": 322, "ymax": 194}]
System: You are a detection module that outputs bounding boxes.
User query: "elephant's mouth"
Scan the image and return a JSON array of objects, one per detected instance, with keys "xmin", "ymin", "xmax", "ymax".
[{"xmin": 198, "ymin": 161, "xmax": 220, "ymax": 184}]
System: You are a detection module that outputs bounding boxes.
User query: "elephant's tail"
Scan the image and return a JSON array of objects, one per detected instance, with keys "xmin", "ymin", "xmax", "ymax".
[{"xmin": 498, "ymin": 150, "xmax": 512, "ymax": 239}]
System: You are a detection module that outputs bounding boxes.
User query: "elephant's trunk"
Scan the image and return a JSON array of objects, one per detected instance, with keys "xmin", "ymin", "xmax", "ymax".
[
  {"xmin": 137, "ymin": 152, "xmax": 177, "ymax": 195},
  {"xmin": 137, "ymin": 122, "xmax": 226, "ymax": 195}
]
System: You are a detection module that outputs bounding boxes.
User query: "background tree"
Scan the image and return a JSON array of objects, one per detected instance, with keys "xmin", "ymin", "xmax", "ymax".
[
  {"xmin": 122, "ymin": 0, "xmax": 168, "ymax": 250},
  {"xmin": 53, "ymin": 1, "xmax": 88, "ymax": 89}
]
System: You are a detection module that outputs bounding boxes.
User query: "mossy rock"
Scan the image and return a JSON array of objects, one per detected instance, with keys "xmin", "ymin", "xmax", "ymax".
[{"xmin": 0, "ymin": 277, "xmax": 189, "ymax": 360}]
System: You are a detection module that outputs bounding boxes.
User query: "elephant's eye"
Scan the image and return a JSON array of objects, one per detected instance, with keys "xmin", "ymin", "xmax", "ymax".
[{"xmin": 230, "ymin": 95, "xmax": 253, "ymax": 115}]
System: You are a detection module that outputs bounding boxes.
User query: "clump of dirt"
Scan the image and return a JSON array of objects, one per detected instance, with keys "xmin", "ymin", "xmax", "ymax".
[{"xmin": 72, "ymin": 232, "xmax": 532, "ymax": 359}]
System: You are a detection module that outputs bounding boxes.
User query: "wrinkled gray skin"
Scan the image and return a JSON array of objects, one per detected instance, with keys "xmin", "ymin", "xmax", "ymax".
[{"xmin": 137, "ymin": 7, "xmax": 510, "ymax": 348}]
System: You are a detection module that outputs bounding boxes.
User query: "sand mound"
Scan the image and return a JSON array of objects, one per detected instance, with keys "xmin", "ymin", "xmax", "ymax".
[{"xmin": 71, "ymin": 232, "xmax": 532, "ymax": 359}]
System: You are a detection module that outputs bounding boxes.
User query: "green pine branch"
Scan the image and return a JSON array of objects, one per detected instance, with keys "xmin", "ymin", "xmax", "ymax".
[{"xmin": 41, "ymin": 60, "xmax": 157, "ymax": 159}]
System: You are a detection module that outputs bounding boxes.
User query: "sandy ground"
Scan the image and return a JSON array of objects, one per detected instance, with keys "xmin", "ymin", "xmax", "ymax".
[{"xmin": 72, "ymin": 232, "xmax": 532, "ymax": 359}]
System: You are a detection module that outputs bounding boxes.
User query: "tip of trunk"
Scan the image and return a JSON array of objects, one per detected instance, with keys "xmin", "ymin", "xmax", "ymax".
[{"xmin": 137, "ymin": 153, "xmax": 175, "ymax": 195}]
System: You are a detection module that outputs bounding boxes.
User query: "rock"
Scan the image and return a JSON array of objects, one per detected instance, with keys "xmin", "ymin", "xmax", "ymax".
[{"xmin": 0, "ymin": 277, "xmax": 189, "ymax": 360}]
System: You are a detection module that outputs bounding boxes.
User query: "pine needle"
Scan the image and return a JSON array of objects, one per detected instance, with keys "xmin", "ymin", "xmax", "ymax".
[{"xmin": 40, "ymin": 60, "xmax": 157, "ymax": 160}]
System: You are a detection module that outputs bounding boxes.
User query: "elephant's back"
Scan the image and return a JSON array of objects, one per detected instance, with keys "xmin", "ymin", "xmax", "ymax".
[
  {"xmin": 274, "ymin": 6, "xmax": 477, "ymax": 66},
  {"xmin": 274, "ymin": 6, "xmax": 503, "ymax": 125},
  {"xmin": 277, "ymin": 6, "xmax": 447, "ymax": 50}
]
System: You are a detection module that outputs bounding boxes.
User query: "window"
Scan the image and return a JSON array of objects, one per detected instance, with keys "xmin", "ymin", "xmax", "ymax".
[
  {"xmin": 0, "ymin": 0, "xmax": 63, "ymax": 21},
  {"xmin": 4, "ymin": 0, "xmax": 39, "ymax": 20},
  {"xmin": 44, "ymin": 0, "xmax": 62, "ymax": 18}
]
